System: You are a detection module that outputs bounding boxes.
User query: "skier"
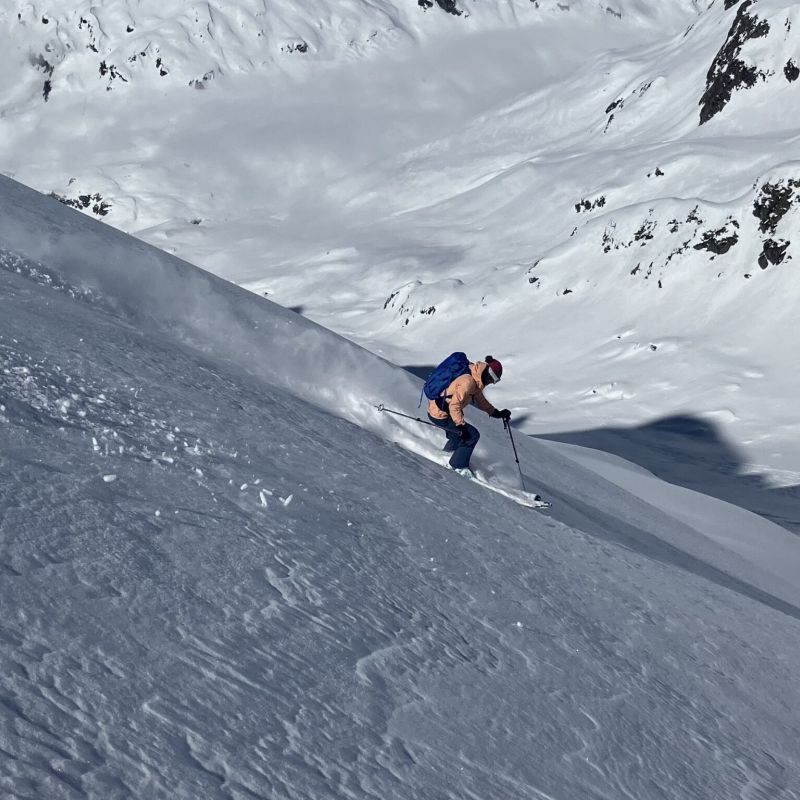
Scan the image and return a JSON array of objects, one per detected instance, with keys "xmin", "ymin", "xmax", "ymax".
[{"xmin": 427, "ymin": 355, "xmax": 511, "ymax": 475}]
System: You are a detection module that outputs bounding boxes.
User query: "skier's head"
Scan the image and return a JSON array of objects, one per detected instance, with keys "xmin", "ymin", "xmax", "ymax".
[{"xmin": 482, "ymin": 356, "xmax": 503, "ymax": 386}]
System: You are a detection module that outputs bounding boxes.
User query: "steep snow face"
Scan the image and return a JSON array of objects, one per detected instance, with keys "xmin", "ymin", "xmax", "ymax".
[
  {"xmin": 3, "ymin": 174, "xmax": 800, "ymax": 800},
  {"xmin": 2, "ymin": 0, "xmax": 800, "ymax": 488}
]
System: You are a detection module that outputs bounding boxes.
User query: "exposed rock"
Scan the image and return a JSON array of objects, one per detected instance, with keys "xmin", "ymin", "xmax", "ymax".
[
  {"xmin": 785, "ymin": 59, "xmax": 800, "ymax": 83},
  {"xmin": 49, "ymin": 191, "xmax": 111, "ymax": 217},
  {"xmin": 575, "ymin": 195, "xmax": 606, "ymax": 213},
  {"xmin": 686, "ymin": 206, "xmax": 703, "ymax": 225},
  {"xmin": 282, "ymin": 41, "xmax": 309, "ymax": 54},
  {"xmin": 418, "ymin": 0, "xmax": 462, "ymax": 15},
  {"xmin": 189, "ymin": 71, "xmax": 215, "ymax": 90},
  {"xmin": 750, "ymin": 179, "xmax": 798, "ymax": 269},
  {"xmin": 699, "ymin": 1, "xmax": 770, "ymax": 125},
  {"xmin": 383, "ymin": 289, "xmax": 400, "ymax": 310},
  {"xmin": 99, "ymin": 60, "xmax": 128, "ymax": 88},
  {"xmin": 602, "ymin": 81, "xmax": 651, "ymax": 132},
  {"xmin": 753, "ymin": 179, "xmax": 800, "ymax": 233},
  {"xmin": 758, "ymin": 239, "xmax": 790, "ymax": 269},
  {"xmin": 633, "ymin": 219, "xmax": 656, "ymax": 243},
  {"xmin": 692, "ymin": 221, "xmax": 740, "ymax": 255},
  {"xmin": 601, "ymin": 221, "xmax": 617, "ymax": 253},
  {"xmin": 31, "ymin": 54, "xmax": 54, "ymax": 102},
  {"xmin": 31, "ymin": 53, "xmax": 54, "ymax": 76}
]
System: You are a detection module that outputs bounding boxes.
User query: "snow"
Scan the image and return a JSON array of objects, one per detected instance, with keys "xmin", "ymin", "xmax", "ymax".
[
  {"xmin": 3, "ymin": 171, "xmax": 800, "ymax": 799},
  {"xmin": 3, "ymin": 0, "xmax": 800, "ymax": 796},
  {"xmin": 3, "ymin": 0, "xmax": 799, "ymax": 498}
]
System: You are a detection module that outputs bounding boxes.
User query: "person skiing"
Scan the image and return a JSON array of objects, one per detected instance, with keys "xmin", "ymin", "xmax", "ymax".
[{"xmin": 427, "ymin": 355, "xmax": 511, "ymax": 475}]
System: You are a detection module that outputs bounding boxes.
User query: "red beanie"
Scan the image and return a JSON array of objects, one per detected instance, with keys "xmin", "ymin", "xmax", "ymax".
[{"xmin": 485, "ymin": 356, "xmax": 503, "ymax": 382}]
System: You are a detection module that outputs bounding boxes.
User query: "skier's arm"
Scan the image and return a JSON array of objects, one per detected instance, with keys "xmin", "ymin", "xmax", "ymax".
[{"xmin": 473, "ymin": 389, "xmax": 498, "ymax": 417}]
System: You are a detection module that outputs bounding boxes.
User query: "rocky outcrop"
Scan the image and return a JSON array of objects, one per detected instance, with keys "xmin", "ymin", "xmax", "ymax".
[
  {"xmin": 699, "ymin": 1, "xmax": 770, "ymax": 124},
  {"xmin": 418, "ymin": 0, "xmax": 462, "ymax": 15},
  {"xmin": 753, "ymin": 178, "xmax": 800, "ymax": 269},
  {"xmin": 49, "ymin": 191, "xmax": 112, "ymax": 217},
  {"xmin": 692, "ymin": 221, "xmax": 740, "ymax": 255}
]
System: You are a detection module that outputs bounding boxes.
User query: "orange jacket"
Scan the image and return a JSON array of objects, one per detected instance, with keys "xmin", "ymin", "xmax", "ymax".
[{"xmin": 427, "ymin": 360, "xmax": 498, "ymax": 426}]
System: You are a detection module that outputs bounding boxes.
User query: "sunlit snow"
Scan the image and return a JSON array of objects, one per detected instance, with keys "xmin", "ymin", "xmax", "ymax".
[{"xmin": 2, "ymin": 1, "xmax": 800, "ymax": 797}]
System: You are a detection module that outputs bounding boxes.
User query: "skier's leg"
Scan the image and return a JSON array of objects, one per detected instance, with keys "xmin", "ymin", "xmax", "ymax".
[
  {"xmin": 448, "ymin": 423, "xmax": 480, "ymax": 470},
  {"xmin": 427, "ymin": 414, "xmax": 458, "ymax": 451},
  {"xmin": 428, "ymin": 414, "xmax": 469, "ymax": 455},
  {"xmin": 442, "ymin": 429, "xmax": 460, "ymax": 452}
]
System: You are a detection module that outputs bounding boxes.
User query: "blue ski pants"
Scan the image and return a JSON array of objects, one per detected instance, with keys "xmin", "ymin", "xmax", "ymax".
[{"xmin": 428, "ymin": 414, "xmax": 480, "ymax": 470}]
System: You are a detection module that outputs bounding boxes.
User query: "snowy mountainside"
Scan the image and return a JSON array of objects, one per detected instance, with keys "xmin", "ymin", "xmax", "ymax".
[
  {"xmin": 349, "ymin": 0, "xmax": 800, "ymax": 485},
  {"xmin": 3, "ymin": 173, "xmax": 800, "ymax": 799},
  {"xmin": 2, "ymin": 0, "xmax": 703, "ymax": 109},
  {"xmin": 2, "ymin": 0, "xmax": 800, "ymax": 489}
]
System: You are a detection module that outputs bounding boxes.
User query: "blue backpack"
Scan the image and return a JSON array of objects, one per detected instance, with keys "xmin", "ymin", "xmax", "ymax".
[{"xmin": 420, "ymin": 352, "xmax": 471, "ymax": 405}]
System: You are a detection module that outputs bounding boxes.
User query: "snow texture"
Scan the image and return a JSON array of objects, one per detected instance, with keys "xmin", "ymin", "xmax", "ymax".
[
  {"xmin": 2, "ymin": 170, "xmax": 800, "ymax": 800},
  {"xmin": 3, "ymin": 1, "xmax": 800, "ymax": 796},
  {"xmin": 2, "ymin": 0, "xmax": 799, "ymax": 497}
]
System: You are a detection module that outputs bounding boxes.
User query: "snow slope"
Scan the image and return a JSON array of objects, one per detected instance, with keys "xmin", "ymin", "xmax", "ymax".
[
  {"xmin": 3, "ymin": 174, "xmax": 800, "ymax": 799},
  {"xmin": 2, "ymin": 0, "xmax": 799, "ymax": 507}
]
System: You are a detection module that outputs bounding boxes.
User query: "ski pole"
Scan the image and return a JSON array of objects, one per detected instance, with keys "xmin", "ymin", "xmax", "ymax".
[
  {"xmin": 375, "ymin": 403, "xmax": 437, "ymax": 427},
  {"xmin": 503, "ymin": 418, "xmax": 528, "ymax": 492}
]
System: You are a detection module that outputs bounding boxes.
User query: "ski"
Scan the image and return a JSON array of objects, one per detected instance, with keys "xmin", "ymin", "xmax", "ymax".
[{"xmin": 451, "ymin": 466, "xmax": 551, "ymax": 510}]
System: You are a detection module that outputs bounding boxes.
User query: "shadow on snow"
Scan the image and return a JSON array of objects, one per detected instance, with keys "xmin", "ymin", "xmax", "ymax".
[
  {"xmin": 533, "ymin": 415, "xmax": 800, "ymax": 621},
  {"xmin": 536, "ymin": 414, "xmax": 800, "ymax": 535}
]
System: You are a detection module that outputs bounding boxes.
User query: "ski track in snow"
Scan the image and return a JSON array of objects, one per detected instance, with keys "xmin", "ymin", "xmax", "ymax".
[{"xmin": 2, "ymin": 201, "xmax": 800, "ymax": 798}]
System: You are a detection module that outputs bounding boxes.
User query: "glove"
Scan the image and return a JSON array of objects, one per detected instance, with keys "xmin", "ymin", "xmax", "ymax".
[
  {"xmin": 456, "ymin": 424, "xmax": 470, "ymax": 442},
  {"xmin": 491, "ymin": 409, "xmax": 512, "ymax": 421}
]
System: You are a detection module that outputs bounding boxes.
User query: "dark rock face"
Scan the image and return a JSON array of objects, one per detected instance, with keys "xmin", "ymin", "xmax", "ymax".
[
  {"xmin": 49, "ymin": 191, "xmax": 112, "ymax": 217},
  {"xmin": 785, "ymin": 59, "xmax": 800, "ymax": 82},
  {"xmin": 753, "ymin": 179, "xmax": 800, "ymax": 233},
  {"xmin": 693, "ymin": 222, "xmax": 740, "ymax": 255},
  {"xmin": 575, "ymin": 196, "xmax": 606, "ymax": 213},
  {"xmin": 281, "ymin": 41, "xmax": 308, "ymax": 54},
  {"xmin": 99, "ymin": 60, "xmax": 128, "ymax": 89},
  {"xmin": 435, "ymin": 0, "xmax": 462, "ymax": 14},
  {"xmin": 418, "ymin": 0, "xmax": 462, "ymax": 15},
  {"xmin": 634, "ymin": 219, "xmax": 656, "ymax": 243},
  {"xmin": 699, "ymin": 1, "xmax": 770, "ymax": 125},
  {"xmin": 602, "ymin": 81, "xmax": 652, "ymax": 132},
  {"xmin": 752, "ymin": 178, "xmax": 799, "ymax": 268},
  {"xmin": 758, "ymin": 239, "xmax": 789, "ymax": 269},
  {"xmin": 31, "ymin": 53, "xmax": 54, "ymax": 102}
]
